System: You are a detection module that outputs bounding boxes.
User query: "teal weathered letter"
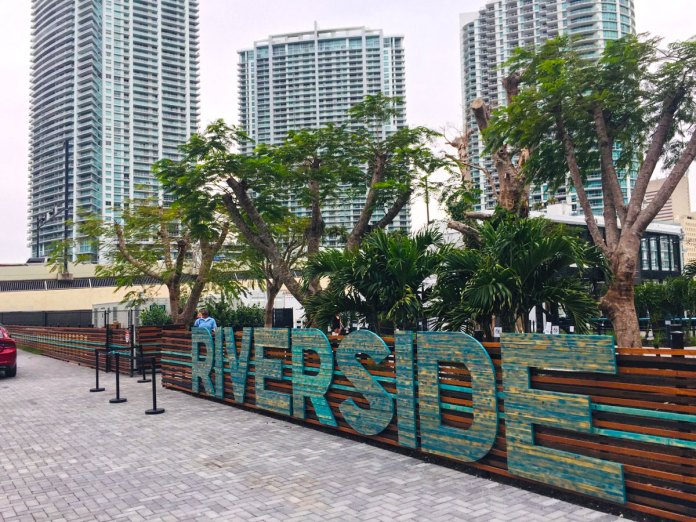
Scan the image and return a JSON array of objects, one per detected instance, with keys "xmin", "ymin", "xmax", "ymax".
[
  {"xmin": 254, "ymin": 328, "xmax": 292, "ymax": 416},
  {"xmin": 291, "ymin": 329, "xmax": 336, "ymax": 427},
  {"xmin": 219, "ymin": 327, "xmax": 252, "ymax": 403},
  {"xmin": 418, "ymin": 332, "xmax": 498, "ymax": 462},
  {"xmin": 336, "ymin": 330, "xmax": 394, "ymax": 435},
  {"xmin": 501, "ymin": 333, "xmax": 625, "ymax": 504},
  {"xmin": 191, "ymin": 327, "xmax": 222, "ymax": 398},
  {"xmin": 395, "ymin": 332, "xmax": 417, "ymax": 448}
]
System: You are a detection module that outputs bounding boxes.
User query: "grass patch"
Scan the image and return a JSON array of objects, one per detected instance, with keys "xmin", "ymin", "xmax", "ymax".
[{"xmin": 19, "ymin": 346, "xmax": 42, "ymax": 355}]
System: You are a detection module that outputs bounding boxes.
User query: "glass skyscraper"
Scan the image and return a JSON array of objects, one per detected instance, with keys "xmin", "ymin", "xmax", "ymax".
[
  {"xmin": 460, "ymin": 0, "xmax": 637, "ymax": 213},
  {"xmin": 238, "ymin": 25, "xmax": 409, "ymax": 244},
  {"xmin": 29, "ymin": 0, "xmax": 200, "ymax": 261}
]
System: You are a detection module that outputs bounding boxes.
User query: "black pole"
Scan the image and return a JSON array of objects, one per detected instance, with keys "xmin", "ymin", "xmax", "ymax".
[
  {"xmin": 145, "ymin": 357, "xmax": 164, "ymax": 415},
  {"xmin": 63, "ymin": 139, "xmax": 69, "ymax": 274},
  {"xmin": 36, "ymin": 215, "xmax": 40, "ymax": 258},
  {"xmin": 109, "ymin": 353, "xmax": 127, "ymax": 404},
  {"xmin": 129, "ymin": 318, "xmax": 135, "ymax": 377},
  {"xmin": 90, "ymin": 350, "xmax": 105, "ymax": 392},
  {"xmin": 137, "ymin": 344, "xmax": 150, "ymax": 383},
  {"xmin": 104, "ymin": 310, "xmax": 111, "ymax": 372},
  {"xmin": 129, "ymin": 343, "xmax": 135, "ymax": 378}
]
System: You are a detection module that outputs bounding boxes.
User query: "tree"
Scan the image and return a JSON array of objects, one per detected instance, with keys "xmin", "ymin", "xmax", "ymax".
[
  {"xmin": 139, "ymin": 304, "xmax": 173, "ymax": 327},
  {"xmin": 683, "ymin": 260, "xmax": 696, "ymax": 278},
  {"xmin": 445, "ymin": 73, "xmax": 531, "ymax": 233},
  {"xmin": 485, "ymin": 35, "xmax": 696, "ymax": 347},
  {"xmin": 302, "ymin": 228, "xmax": 444, "ymax": 334},
  {"xmin": 429, "ymin": 214, "xmax": 602, "ymax": 337},
  {"xmin": 634, "ymin": 281, "xmax": 669, "ymax": 323},
  {"xmin": 81, "ymin": 199, "xmax": 236, "ymax": 325},
  {"xmin": 155, "ymin": 94, "xmax": 444, "ymax": 307},
  {"xmin": 235, "ymin": 218, "xmax": 306, "ymax": 327}
]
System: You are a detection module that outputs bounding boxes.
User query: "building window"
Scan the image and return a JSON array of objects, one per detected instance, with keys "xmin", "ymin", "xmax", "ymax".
[
  {"xmin": 650, "ymin": 237, "xmax": 659, "ymax": 271},
  {"xmin": 641, "ymin": 238, "xmax": 650, "ymax": 271}
]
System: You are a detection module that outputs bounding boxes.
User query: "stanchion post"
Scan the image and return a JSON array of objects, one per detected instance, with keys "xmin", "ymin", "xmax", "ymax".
[
  {"xmin": 90, "ymin": 349, "xmax": 105, "ymax": 392},
  {"xmin": 128, "ymin": 313, "xmax": 135, "ymax": 378},
  {"xmin": 104, "ymin": 310, "xmax": 111, "ymax": 373},
  {"xmin": 145, "ymin": 356, "xmax": 164, "ymax": 415},
  {"xmin": 109, "ymin": 352, "xmax": 127, "ymax": 404},
  {"xmin": 137, "ymin": 344, "xmax": 150, "ymax": 383}
]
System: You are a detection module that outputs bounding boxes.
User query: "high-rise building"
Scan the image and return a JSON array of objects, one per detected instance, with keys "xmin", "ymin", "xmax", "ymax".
[
  {"xmin": 238, "ymin": 25, "xmax": 409, "ymax": 244},
  {"xmin": 29, "ymin": 0, "xmax": 200, "ymax": 261},
  {"xmin": 460, "ymin": 0, "xmax": 637, "ymax": 213}
]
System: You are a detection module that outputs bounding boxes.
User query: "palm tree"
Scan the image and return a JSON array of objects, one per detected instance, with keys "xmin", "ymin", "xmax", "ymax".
[
  {"xmin": 683, "ymin": 260, "xmax": 696, "ymax": 279},
  {"xmin": 429, "ymin": 214, "xmax": 602, "ymax": 336},
  {"xmin": 303, "ymin": 228, "xmax": 444, "ymax": 334}
]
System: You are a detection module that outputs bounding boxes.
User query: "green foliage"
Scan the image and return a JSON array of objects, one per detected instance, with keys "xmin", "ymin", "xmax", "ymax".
[
  {"xmin": 485, "ymin": 35, "xmax": 696, "ymax": 188},
  {"xmin": 429, "ymin": 213, "xmax": 602, "ymax": 335},
  {"xmin": 154, "ymin": 94, "xmax": 448, "ymax": 305},
  {"xmin": 77, "ymin": 198, "xmax": 241, "ymax": 324},
  {"xmin": 634, "ymin": 281, "xmax": 669, "ymax": 321},
  {"xmin": 45, "ymin": 235, "xmax": 93, "ymax": 274},
  {"xmin": 635, "ymin": 276, "xmax": 696, "ymax": 322},
  {"xmin": 302, "ymin": 228, "xmax": 444, "ymax": 334},
  {"xmin": 201, "ymin": 296, "xmax": 264, "ymax": 328},
  {"xmin": 139, "ymin": 305, "xmax": 173, "ymax": 327},
  {"xmin": 233, "ymin": 305, "xmax": 265, "ymax": 328},
  {"xmin": 684, "ymin": 260, "xmax": 696, "ymax": 279},
  {"xmin": 652, "ymin": 330, "xmax": 664, "ymax": 349},
  {"xmin": 479, "ymin": 34, "xmax": 696, "ymax": 346}
]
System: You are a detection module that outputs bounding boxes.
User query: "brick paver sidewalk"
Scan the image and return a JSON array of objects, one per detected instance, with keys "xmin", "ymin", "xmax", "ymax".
[{"xmin": 0, "ymin": 350, "xmax": 629, "ymax": 521}]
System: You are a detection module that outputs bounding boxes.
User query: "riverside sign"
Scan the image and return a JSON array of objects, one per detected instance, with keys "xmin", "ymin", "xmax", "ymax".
[{"xmin": 191, "ymin": 327, "xmax": 626, "ymax": 504}]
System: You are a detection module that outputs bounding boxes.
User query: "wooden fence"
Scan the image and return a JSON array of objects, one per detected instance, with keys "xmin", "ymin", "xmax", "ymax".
[
  {"xmin": 159, "ymin": 329, "xmax": 696, "ymax": 522},
  {"xmin": 9, "ymin": 325, "xmax": 163, "ymax": 373}
]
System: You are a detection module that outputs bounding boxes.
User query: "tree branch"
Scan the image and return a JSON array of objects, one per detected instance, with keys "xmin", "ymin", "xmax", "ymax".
[
  {"xmin": 471, "ymin": 98, "xmax": 490, "ymax": 132},
  {"xmin": 447, "ymin": 220, "xmax": 481, "ymax": 240},
  {"xmin": 114, "ymin": 223, "xmax": 163, "ymax": 281},
  {"xmin": 625, "ymin": 86, "xmax": 686, "ymax": 227},
  {"xmin": 593, "ymin": 104, "xmax": 627, "ymax": 227},
  {"xmin": 221, "ymin": 192, "xmax": 307, "ymax": 303},
  {"xmin": 445, "ymin": 129, "xmax": 474, "ymax": 183},
  {"xmin": 158, "ymin": 208, "xmax": 173, "ymax": 272},
  {"xmin": 346, "ymin": 153, "xmax": 385, "ymax": 250},
  {"xmin": 306, "ymin": 178, "xmax": 325, "ymax": 257},
  {"xmin": 221, "ymin": 194, "xmax": 274, "ymax": 258},
  {"xmin": 373, "ymin": 190, "xmax": 412, "ymax": 231},
  {"xmin": 633, "ymin": 129, "xmax": 696, "ymax": 233},
  {"xmin": 556, "ymin": 113, "xmax": 609, "ymax": 254}
]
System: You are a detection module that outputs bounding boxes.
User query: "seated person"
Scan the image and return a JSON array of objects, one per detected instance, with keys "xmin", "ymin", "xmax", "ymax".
[{"xmin": 193, "ymin": 308, "xmax": 217, "ymax": 333}]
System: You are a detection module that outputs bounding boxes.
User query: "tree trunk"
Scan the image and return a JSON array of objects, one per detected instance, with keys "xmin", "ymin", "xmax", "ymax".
[
  {"xmin": 168, "ymin": 283, "xmax": 182, "ymax": 325},
  {"xmin": 264, "ymin": 280, "xmax": 281, "ymax": 328},
  {"xmin": 599, "ymin": 245, "xmax": 642, "ymax": 348}
]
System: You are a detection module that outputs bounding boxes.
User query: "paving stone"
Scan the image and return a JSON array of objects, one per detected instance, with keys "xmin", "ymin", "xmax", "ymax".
[{"xmin": 0, "ymin": 351, "xmax": 632, "ymax": 521}]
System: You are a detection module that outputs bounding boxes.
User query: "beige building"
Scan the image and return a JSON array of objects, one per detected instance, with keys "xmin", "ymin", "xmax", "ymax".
[
  {"xmin": 645, "ymin": 175, "xmax": 696, "ymax": 264},
  {"xmin": 645, "ymin": 176, "xmax": 691, "ymax": 222},
  {"xmin": 0, "ymin": 262, "xmax": 169, "ymax": 314}
]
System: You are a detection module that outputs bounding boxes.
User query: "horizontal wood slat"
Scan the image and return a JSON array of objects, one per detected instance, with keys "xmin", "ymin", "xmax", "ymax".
[
  {"xmin": 10, "ymin": 325, "xmax": 695, "ymax": 521},
  {"xmin": 159, "ymin": 329, "xmax": 696, "ymax": 521},
  {"xmin": 8, "ymin": 325, "xmax": 162, "ymax": 374}
]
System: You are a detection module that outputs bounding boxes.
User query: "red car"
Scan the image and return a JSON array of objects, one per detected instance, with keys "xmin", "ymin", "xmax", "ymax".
[{"xmin": 0, "ymin": 326, "xmax": 17, "ymax": 378}]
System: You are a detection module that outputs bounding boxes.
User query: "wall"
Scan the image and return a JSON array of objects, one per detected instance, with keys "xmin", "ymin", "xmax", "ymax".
[{"xmin": 160, "ymin": 328, "xmax": 696, "ymax": 522}]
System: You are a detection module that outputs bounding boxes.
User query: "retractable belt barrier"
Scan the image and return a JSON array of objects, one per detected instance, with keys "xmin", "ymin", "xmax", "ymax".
[{"xmin": 90, "ymin": 349, "xmax": 164, "ymax": 415}]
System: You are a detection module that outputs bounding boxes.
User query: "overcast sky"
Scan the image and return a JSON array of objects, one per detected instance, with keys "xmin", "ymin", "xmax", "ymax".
[{"xmin": 0, "ymin": 0, "xmax": 694, "ymax": 263}]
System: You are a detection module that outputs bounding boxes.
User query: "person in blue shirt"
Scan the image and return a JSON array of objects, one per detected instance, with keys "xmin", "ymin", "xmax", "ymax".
[{"xmin": 194, "ymin": 308, "xmax": 217, "ymax": 333}]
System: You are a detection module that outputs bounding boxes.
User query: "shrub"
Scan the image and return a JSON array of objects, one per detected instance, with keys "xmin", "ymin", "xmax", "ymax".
[
  {"xmin": 202, "ymin": 296, "xmax": 264, "ymax": 328},
  {"xmin": 232, "ymin": 305, "xmax": 265, "ymax": 328},
  {"xmin": 140, "ymin": 305, "xmax": 173, "ymax": 327}
]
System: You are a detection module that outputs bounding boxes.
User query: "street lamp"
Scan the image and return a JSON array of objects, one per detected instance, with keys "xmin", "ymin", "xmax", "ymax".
[
  {"xmin": 35, "ymin": 205, "xmax": 61, "ymax": 258},
  {"xmin": 34, "ymin": 139, "xmax": 70, "ymax": 264}
]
